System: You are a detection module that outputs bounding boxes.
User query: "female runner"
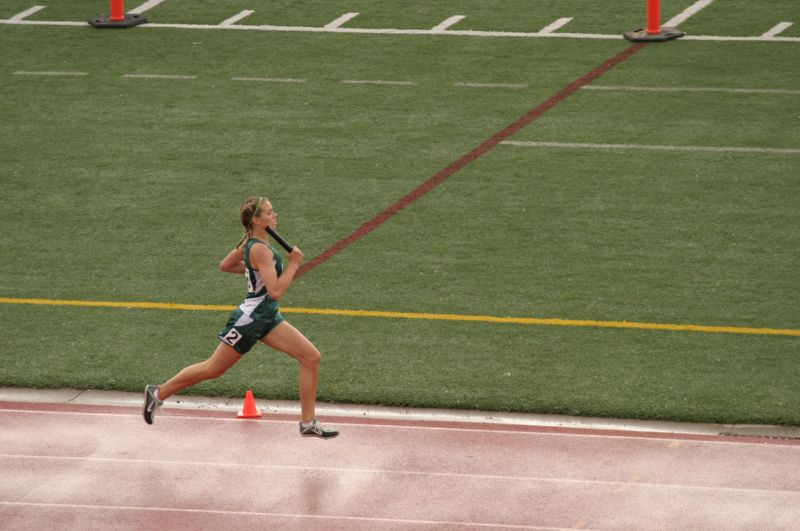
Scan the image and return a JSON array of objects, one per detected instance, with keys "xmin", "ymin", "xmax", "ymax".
[{"xmin": 143, "ymin": 196, "xmax": 338, "ymax": 439}]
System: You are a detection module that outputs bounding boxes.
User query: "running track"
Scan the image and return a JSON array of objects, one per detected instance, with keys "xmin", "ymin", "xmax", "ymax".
[{"xmin": 2, "ymin": 400, "xmax": 799, "ymax": 529}]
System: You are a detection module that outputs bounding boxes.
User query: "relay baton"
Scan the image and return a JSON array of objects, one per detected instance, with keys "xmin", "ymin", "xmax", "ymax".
[{"xmin": 266, "ymin": 226, "xmax": 295, "ymax": 253}]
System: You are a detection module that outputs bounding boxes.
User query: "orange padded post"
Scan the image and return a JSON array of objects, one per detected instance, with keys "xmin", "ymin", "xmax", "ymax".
[
  {"xmin": 624, "ymin": 0, "xmax": 684, "ymax": 42},
  {"xmin": 110, "ymin": 0, "xmax": 125, "ymax": 22},
  {"xmin": 647, "ymin": 0, "xmax": 661, "ymax": 34}
]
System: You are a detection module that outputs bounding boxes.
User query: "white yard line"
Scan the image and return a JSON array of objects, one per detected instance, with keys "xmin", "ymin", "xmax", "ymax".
[
  {"xmin": 129, "ymin": 0, "xmax": 166, "ymax": 15},
  {"xmin": 455, "ymin": 82, "xmax": 528, "ymax": 89},
  {"xmin": 539, "ymin": 17, "xmax": 572, "ymax": 34},
  {"xmin": 146, "ymin": 23, "xmax": 622, "ymax": 40},
  {"xmin": 9, "ymin": 70, "xmax": 797, "ymax": 98},
  {"xmin": 219, "ymin": 10, "xmax": 254, "ymax": 27},
  {"xmin": 0, "ymin": 11, "xmax": 799, "ymax": 43},
  {"xmin": 14, "ymin": 70, "xmax": 87, "ymax": 76},
  {"xmin": 0, "ymin": 19, "xmax": 85, "ymax": 26},
  {"xmin": 664, "ymin": 0, "xmax": 716, "ymax": 28},
  {"xmin": 685, "ymin": 34, "xmax": 797, "ymax": 42},
  {"xmin": 501, "ymin": 140, "xmax": 800, "ymax": 156},
  {"xmin": 583, "ymin": 85, "xmax": 800, "ymax": 96},
  {"xmin": 8, "ymin": 6, "xmax": 45, "ymax": 21},
  {"xmin": 232, "ymin": 77, "xmax": 306, "ymax": 83},
  {"xmin": 432, "ymin": 15, "xmax": 465, "ymax": 32},
  {"xmin": 342, "ymin": 79, "xmax": 416, "ymax": 86},
  {"xmin": 123, "ymin": 73, "xmax": 196, "ymax": 80},
  {"xmin": 762, "ymin": 22, "xmax": 793, "ymax": 38},
  {"xmin": 324, "ymin": 12, "xmax": 359, "ymax": 29}
]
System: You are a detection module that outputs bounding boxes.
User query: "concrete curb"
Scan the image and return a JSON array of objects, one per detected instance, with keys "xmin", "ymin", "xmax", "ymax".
[{"xmin": 2, "ymin": 387, "xmax": 798, "ymax": 439}]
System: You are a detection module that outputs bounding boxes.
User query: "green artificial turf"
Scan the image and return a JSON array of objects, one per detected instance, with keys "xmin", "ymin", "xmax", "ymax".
[{"xmin": 1, "ymin": 0, "xmax": 798, "ymax": 425}]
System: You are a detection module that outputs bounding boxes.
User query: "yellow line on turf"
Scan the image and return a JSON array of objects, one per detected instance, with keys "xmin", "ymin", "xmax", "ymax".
[
  {"xmin": 1, "ymin": 297, "xmax": 798, "ymax": 337},
  {"xmin": 0, "ymin": 297, "xmax": 234, "ymax": 312}
]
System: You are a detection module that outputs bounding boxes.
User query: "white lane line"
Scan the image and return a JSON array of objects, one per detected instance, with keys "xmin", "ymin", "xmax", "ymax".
[
  {"xmin": 583, "ymin": 85, "xmax": 800, "ymax": 96},
  {"xmin": 129, "ymin": 0, "xmax": 166, "ymax": 15},
  {"xmin": 455, "ymin": 82, "xmax": 528, "ymax": 89},
  {"xmin": 4, "ymin": 454, "xmax": 800, "ymax": 496},
  {"xmin": 123, "ymin": 73, "xmax": 196, "ymax": 80},
  {"xmin": 14, "ymin": 70, "xmax": 87, "ymax": 76},
  {"xmin": 219, "ymin": 10, "xmax": 254, "ymax": 27},
  {"xmin": 342, "ymin": 79, "xmax": 416, "ymax": 86},
  {"xmin": 539, "ymin": 17, "xmax": 572, "ymax": 34},
  {"xmin": 232, "ymin": 77, "xmax": 306, "ymax": 83},
  {"xmin": 6, "ymin": 387, "xmax": 800, "ymax": 440},
  {"xmin": 9, "ymin": 5, "xmax": 45, "ymax": 21},
  {"xmin": 762, "ymin": 22, "xmax": 793, "ymax": 38},
  {"xmin": 0, "ymin": 501, "xmax": 555, "ymax": 530},
  {"xmin": 324, "ymin": 12, "xmax": 359, "ymax": 29},
  {"xmin": 664, "ymin": 0, "xmax": 716, "ymax": 28},
  {"xmin": 432, "ymin": 15, "xmax": 465, "ymax": 32},
  {"xmin": 501, "ymin": 141, "xmax": 800, "ymax": 155},
  {"xmin": 3, "ymin": 409, "xmax": 797, "ymax": 446}
]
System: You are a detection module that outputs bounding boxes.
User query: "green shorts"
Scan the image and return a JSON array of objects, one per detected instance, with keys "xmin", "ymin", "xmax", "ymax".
[{"xmin": 218, "ymin": 308, "xmax": 284, "ymax": 354}]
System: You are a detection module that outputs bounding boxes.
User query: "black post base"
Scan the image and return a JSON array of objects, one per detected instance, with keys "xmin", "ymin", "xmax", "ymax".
[
  {"xmin": 88, "ymin": 14, "xmax": 147, "ymax": 29},
  {"xmin": 624, "ymin": 27, "xmax": 685, "ymax": 42}
]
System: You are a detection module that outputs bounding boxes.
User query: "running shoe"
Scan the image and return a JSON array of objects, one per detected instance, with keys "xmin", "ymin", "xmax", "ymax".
[
  {"xmin": 143, "ymin": 384, "xmax": 163, "ymax": 425},
  {"xmin": 300, "ymin": 419, "xmax": 339, "ymax": 439}
]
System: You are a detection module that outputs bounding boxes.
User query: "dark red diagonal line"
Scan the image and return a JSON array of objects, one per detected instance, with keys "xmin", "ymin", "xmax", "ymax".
[{"xmin": 297, "ymin": 42, "xmax": 648, "ymax": 278}]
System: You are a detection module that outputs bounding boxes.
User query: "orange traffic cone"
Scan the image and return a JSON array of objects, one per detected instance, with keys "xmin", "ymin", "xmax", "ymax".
[{"xmin": 237, "ymin": 389, "xmax": 262, "ymax": 418}]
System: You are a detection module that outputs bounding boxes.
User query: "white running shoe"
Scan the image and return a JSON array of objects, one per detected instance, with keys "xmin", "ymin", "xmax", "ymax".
[
  {"xmin": 143, "ymin": 385, "xmax": 163, "ymax": 425},
  {"xmin": 300, "ymin": 419, "xmax": 339, "ymax": 439}
]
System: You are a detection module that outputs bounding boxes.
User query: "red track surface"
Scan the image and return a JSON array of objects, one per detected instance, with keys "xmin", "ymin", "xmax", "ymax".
[{"xmin": 2, "ymin": 401, "xmax": 799, "ymax": 529}]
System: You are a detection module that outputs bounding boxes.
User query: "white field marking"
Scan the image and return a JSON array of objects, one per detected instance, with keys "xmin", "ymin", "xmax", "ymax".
[
  {"xmin": 583, "ymin": 85, "xmax": 800, "ymax": 96},
  {"xmin": 129, "ymin": 0, "xmax": 166, "ymax": 15},
  {"xmin": 2, "ymin": 409, "xmax": 797, "ymax": 446},
  {"xmin": 219, "ymin": 10, "xmax": 254, "ymax": 27},
  {"xmin": 0, "ymin": 19, "xmax": 85, "ymax": 26},
  {"xmin": 146, "ymin": 23, "xmax": 622, "ymax": 41},
  {"xmin": 432, "ymin": 15, "xmax": 465, "ymax": 32},
  {"xmin": 4, "ymin": 454, "xmax": 800, "ymax": 496},
  {"xmin": 342, "ymin": 79, "xmax": 416, "ymax": 86},
  {"xmin": 9, "ymin": 5, "xmax": 45, "ymax": 21},
  {"xmin": 539, "ymin": 17, "xmax": 572, "ymax": 34},
  {"xmin": 501, "ymin": 140, "xmax": 800, "ymax": 156},
  {"xmin": 684, "ymin": 34, "xmax": 798, "ymax": 42},
  {"xmin": 763, "ymin": 22, "xmax": 793, "ymax": 38},
  {"xmin": 455, "ymin": 82, "xmax": 528, "ymax": 89},
  {"xmin": 14, "ymin": 70, "xmax": 87, "ymax": 76},
  {"xmin": 1, "ymin": 17, "xmax": 799, "ymax": 42},
  {"xmin": 123, "ymin": 73, "xmax": 196, "ymax": 80},
  {"xmin": 232, "ymin": 76, "xmax": 306, "ymax": 83},
  {"xmin": 0, "ymin": 501, "xmax": 568, "ymax": 531},
  {"xmin": 664, "ymin": 0, "xmax": 716, "ymax": 28},
  {"xmin": 324, "ymin": 12, "xmax": 359, "ymax": 29}
]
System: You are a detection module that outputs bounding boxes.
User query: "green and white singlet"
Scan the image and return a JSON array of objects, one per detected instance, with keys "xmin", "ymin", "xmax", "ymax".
[{"xmin": 218, "ymin": 238, "xmax": 285, "ymax": 354}]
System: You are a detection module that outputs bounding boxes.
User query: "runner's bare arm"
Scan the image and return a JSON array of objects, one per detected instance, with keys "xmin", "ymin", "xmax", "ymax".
[{"xmin": 220, "ymin": 247, "xmax": 246, "ymax": 274}]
